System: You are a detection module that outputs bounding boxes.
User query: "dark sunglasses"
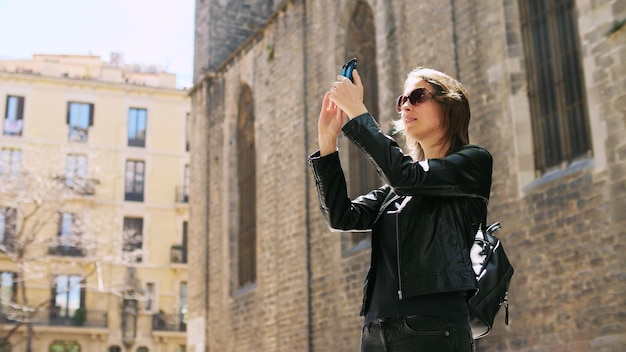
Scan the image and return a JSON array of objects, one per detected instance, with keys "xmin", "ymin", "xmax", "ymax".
[{"xmin": 396, "ymin": 88, "xmax": 435, "ymax": 112}]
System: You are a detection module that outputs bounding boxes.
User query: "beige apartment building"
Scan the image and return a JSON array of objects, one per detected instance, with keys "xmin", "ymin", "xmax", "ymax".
[{"xmin": 0, "ymin": 54, "xmax": 190, "ymax": 352}]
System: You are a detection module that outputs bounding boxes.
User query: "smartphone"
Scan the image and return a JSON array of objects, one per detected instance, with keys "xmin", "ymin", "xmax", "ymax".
[{"xmin": 340, "ymin": 58, "xmax": 357, "ymax": 82}]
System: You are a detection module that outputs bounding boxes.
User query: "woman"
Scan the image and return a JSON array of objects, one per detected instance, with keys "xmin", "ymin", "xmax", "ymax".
[{"xmin": 308, "ymin": 67, "xmax": 492, "ymax": 351}]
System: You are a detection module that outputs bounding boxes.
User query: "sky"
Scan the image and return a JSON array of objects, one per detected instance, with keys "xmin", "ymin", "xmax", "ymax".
[{"xmin": 0, "ymin": 0, "xmax": 195, "ymax": 88}]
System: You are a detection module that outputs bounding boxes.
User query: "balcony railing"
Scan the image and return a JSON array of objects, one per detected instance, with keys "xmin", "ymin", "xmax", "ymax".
[
  {"xmin": 152, "ymin": 312, "xmax": 186, "ymax": 332},
  {"xmin": 128, "ymin": 137, "xmax": 146, "ymax": 147},
  {"xmin": 124, "ymin": 191, "xmax": 144, "ymax": 202},
  {"xmin": 45, "ymin": 308, "xmax": 107, "ymax": 328},
  {"xmin": 2, "ymin": 307, "xmax": 107, "ymax": 328},
  {"xmin": 68, "ymin": 127, "xmax": 89, "ymax": 143},
  {"xmin": 170, "ymin": 245, "xmax": 187, "ymax": 264},
  {"xmin": 175, "ymin": 186, "xmax": 189, "ymax": 203},
  {"xmin": 54, "ymin": 176, "xmax": 99, "ymax": 195},
  {"xmin": 48, "ymin": 245, "xmax": 86, "ymax": 257}
]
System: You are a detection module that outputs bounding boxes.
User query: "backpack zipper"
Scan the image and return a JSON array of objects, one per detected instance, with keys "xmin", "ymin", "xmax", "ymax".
[{"xmin": 504, "ymin": 292, "xmax": 509, "ymax": 325}]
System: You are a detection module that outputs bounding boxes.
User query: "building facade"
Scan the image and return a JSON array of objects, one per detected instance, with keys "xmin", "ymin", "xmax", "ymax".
[
  {"xmin": 189, "ymin": 0, "xmax": 625, "ymax": 351},
  {"xmin": 0, "ymin": 54, "xmax": 190, "ymax": 352}
]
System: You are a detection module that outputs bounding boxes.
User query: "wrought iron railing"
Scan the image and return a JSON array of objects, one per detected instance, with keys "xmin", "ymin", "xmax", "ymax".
[
  {"xmin": 170, "ymin": 245, "xmax": 187, "ymax": 264},
  {"xmin": 2, "ymin": 307, "xmax": 107, "ymax": 328},
  {"xmin": 152, "ymin": 312, "xmax": 186, "ymax": 332},
  {"xmin": 54, "ymin": 176, "xmax": 99, "ymax": 195},
  {"xmin": 175, "ymin": 186, "xmax": 189, "ymax": 203},
  {"xmin": 47, "ymin": 245, "xmax": 86, "ymax": 257}
]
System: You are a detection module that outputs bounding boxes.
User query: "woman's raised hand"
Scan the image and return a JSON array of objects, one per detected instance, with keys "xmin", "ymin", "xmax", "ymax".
[
  {"xmin": 318, "ymin": 91, "xmax": 344, "ymax": 156},
  {"xmin": 329, "ymin": 69, "xmax": 368, "ymax": 120}
]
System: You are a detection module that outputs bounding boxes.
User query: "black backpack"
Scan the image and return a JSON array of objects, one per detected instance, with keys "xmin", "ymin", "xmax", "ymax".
[{"xmin": 468, "ymin": 222, "xmax": 514, "ymax": 339}]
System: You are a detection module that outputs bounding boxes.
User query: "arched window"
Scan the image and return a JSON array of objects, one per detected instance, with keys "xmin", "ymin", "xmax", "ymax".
[
  {"xmin": 108, "ymin": 346, "xmax": 121, "ymax": 352},
  {"xmin": 137, "ymin": 347, "xmax": 149, "ymax": 352},
  {"xmin": 344, "ymin": 1, "xmax": 381, "ymax": 250},
  {"xmin": 236, "ymin": 84, "xmax": 257, "ymax": 288}
]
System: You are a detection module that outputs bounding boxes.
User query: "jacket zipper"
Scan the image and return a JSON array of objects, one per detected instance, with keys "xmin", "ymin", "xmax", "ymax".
[{"xmin": 396, "ymin": 212, "xmax": 403, "ymax": 300}]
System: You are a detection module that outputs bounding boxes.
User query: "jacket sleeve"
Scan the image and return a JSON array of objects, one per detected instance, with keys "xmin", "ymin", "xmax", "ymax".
[
  {"xmin": 341, "ymin": 113, "xmax": 492, "ymax": 199},
  {"xmin": 308, "ymin": 150, "xmax": 390, "ymax": 231}
]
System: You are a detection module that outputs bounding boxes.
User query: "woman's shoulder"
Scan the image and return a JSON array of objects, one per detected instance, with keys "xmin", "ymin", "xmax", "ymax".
[
  {"xmin": 451, "ymin": 144, "xmax": 493, "ymax": 169},
  {"xmin": 458, "ymin": 144, "xmax": 492, "ymax": 158}
]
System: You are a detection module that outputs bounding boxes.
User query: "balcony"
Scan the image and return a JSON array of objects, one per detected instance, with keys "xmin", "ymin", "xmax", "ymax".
[
  {"xmin": 2, "ymin": 307, "xmax": 107, "ymax": 328},
  {"xmin": 3, "ymin": 119, "xmax": 23, "ymax": 136},
  {"xmin": 45, "ymin": 307, "xmax": 107, "ymax": 328},
  {"xmin": 124, "ymin": 191, "xmax": 144, "ymax": 202},
  {"xmin": 175, "ymin": 186, "xmax": 188, "ymax": 203},
  {"xmin": 1, "ymin": 237, "xmax": 16, "ymax": 254},
  {"xmin": 170, "ymin": 245, "xmax": 187, "ymax": 264},
  {"xmin": 48, "ymin": 245, "xmax": 86, "ymax": 257},
  {"xmin": 128, "ymin": 137, "xmax": 145, "ymax": 148},
  {"xmin": 152, "ymin": 312, "xmax": 186, "ymax": 332},
  {"xmin": 54, "ymin": 176, "xmax": 99, "ymax": 196},
  {"xmin": 68, "ymin": 127, "xmax": 89, "ymax": 143}
]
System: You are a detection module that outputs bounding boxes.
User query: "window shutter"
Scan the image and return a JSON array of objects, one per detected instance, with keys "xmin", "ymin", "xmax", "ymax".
[
  {"xmin": 11, "ymin": 272, "xmax": 18, "ymax": 302},
  {"xmin": 57, "ymin": 212, "xmax": 62, "ymax": 237},
  {"xmin": 16, "ymin": 97, "xmax": 24, "ymax": 120},
  {"xmin": 88, "ymin": 103, "xmax": 94, "ymax": 126},
  {"xmin": 80, "ymin": 278, "xmax": 86, "ymax": 308},
  {"xmin": 66, "ymin": 102, "xmax": 71, "ymax": 124}
]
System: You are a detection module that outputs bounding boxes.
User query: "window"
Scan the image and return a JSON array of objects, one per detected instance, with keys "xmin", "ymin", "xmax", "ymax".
[
  {"xmin": 144, "ymin": 282, "xmax": 155, "ymax": 311},
  {"xmin": 236, "ymin": 84, "xmax": 256, "ymax": 288},
  {"xmin": 66, "ymin": 102, "xmax": 94, "ymax": 142},
  {"xmin": 59, "ymin": 213, "xmax": 75, "ymax": 246},
  {"xmin": 128, "ymin": 108, "xmax": 147, "ymax": 147},
  {"xmin": 0, "ymin": 272, "xmax": 17, "ymax": 315},
  {"xmin": 0, "ymin": 207, "xmax": 16, "ymax": 252},
  {"xmin": 3, "ymin": 95, "xmax": 24, "ymax": 136},
  {"xmin": 108, "ymin": 347, "xmax": 121, "ymax": 352},
  {"xmin": 0, "ymin": 148, "xmax": 21, "ymax": 177},
  {"xmin": 519, "ymin": 0, "xmax": 591, "ymax": 173},
  {"xmin": 124, "ymin": 160, "xmax": 145, "ymax": 202},
  {"xmin": 51, "ymin": 213, "xmax": 84, "ymax": 257},
  {"xmin": 123, "ymin": 217, "xmax": 143, "ymax": 262},
  {"xmin": 65, "ymin": 154, "xmax": 87, "ymax": 188},
  {"xmin": 136, "ymin": 347, "xmax": 148, "ymax": 352},
  {"xmin": 51, "ymin": 275, "xmax": 85, "ymax": 318},
  {"xmin": 49, "ymin": 340, "xmax": 81, "ymax": 352}
]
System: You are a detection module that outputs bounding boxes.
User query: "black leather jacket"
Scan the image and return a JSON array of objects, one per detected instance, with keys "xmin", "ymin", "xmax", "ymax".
[{"xmin": 309, "ymin": 113, "xmax": 493, "ymax": 315}]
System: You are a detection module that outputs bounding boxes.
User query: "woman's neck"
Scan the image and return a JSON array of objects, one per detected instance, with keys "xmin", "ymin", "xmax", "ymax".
[{"xmin": 422, "ymin": 142, "xmax": 449, "ymax": 159}]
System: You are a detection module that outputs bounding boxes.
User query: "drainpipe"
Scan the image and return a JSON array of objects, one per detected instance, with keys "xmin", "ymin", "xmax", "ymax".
[
  {"xmin": 203, "ymin": 75, "xmax": 212, "ymax": 352},
  {"xmin": 449, "ymin": 0, "xmax": 460, "ymax": 79},
  {"xmin": 300, "ymin": 0, "xmax": 313, "ymax": 351}
]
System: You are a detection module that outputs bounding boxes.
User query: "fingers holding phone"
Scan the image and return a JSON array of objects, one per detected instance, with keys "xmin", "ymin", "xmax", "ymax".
[
  {"xmin": 341, "ymin": 58, "xmax": 357, "ymax": 82},
  {"xmin": 331, "ymin": 59, "xmax": 367, "ymax": 119}
]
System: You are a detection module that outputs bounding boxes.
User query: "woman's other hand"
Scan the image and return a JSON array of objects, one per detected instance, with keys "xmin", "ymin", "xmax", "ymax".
[
  {"xmin": 329, "ymin": 69, "xmax": 368, "ymax": 119},
  {"xmin": 318, "ymin": 91, "xmax": 344, "ymax": 156}
]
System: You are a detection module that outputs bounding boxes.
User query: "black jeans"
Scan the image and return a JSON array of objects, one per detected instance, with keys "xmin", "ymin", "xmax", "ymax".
[{"xmin": 360, "ymin": 315, "xmax": 475, "ymax": 352}]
